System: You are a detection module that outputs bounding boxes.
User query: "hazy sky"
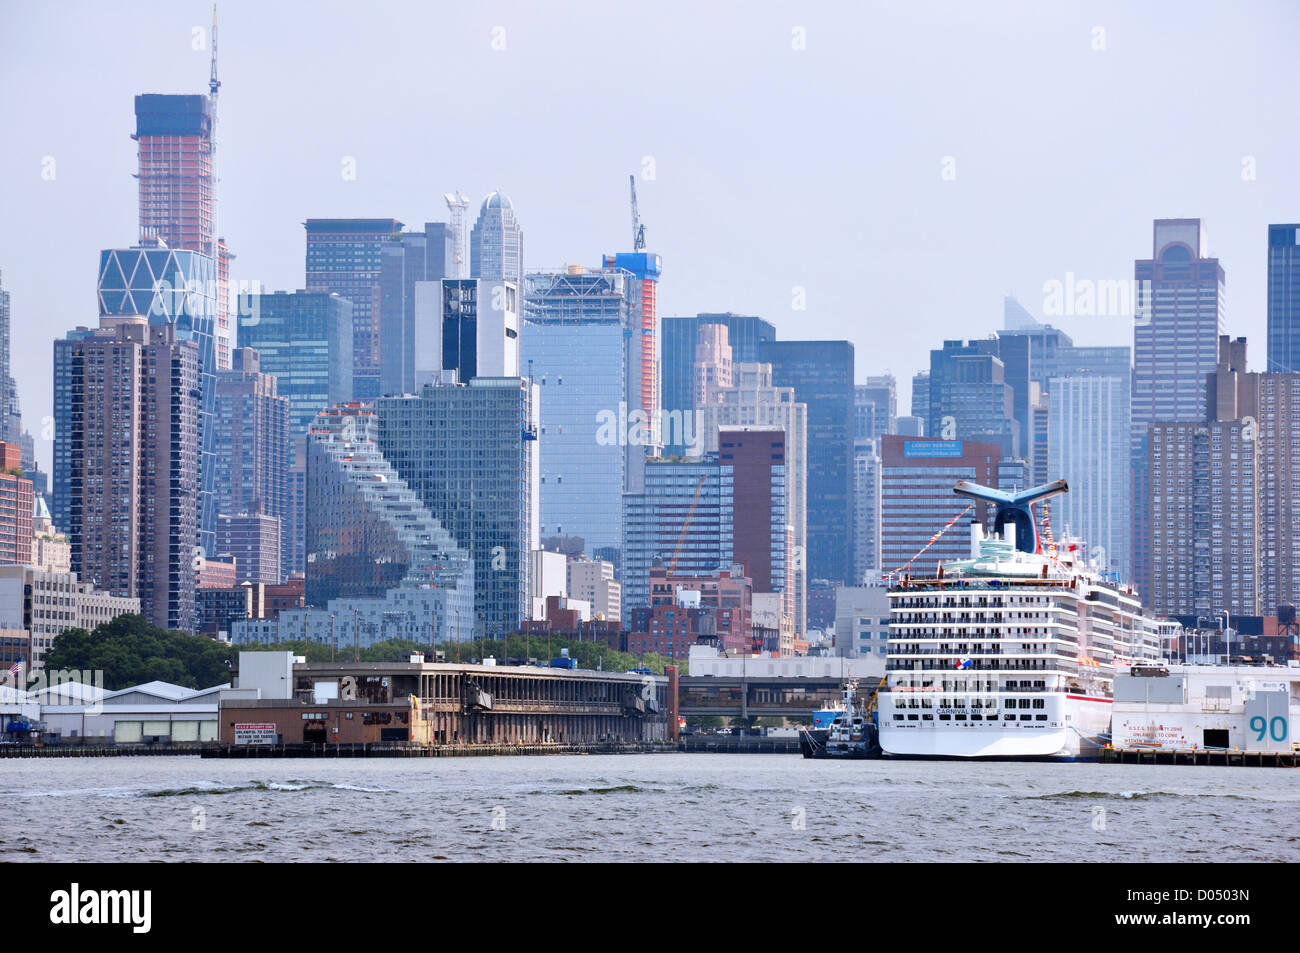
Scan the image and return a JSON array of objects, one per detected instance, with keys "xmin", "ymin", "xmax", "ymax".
[{"xmin": 2, "ymin": 0, "xmax": 1298, "ymax": 472}]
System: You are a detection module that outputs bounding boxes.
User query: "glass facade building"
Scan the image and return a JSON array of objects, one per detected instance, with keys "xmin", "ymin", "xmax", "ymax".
[
  {"xmin": 379, "ymin": 223, "xmax": 453, "ymax": 396},
  {"xmin": 305, "ymin": 218, "xmax": 403, "ymax": 399},
  {"xmin": 1267, "ymin": 223, "xmax": 1300, "ymax": 374},
  {"xmin": 522, "ymin": 267, "xmax": 637, "ymax": 564},
  {"xmin": 97, "ymin": 243, "xmax": 219, "ymax": 557},
  {"xmin": 375, "ymin": 379, "xmax": 538, "ymax": 636},
  {"xmin": 759, "ymin": 339, "xmax": 855, "ymax": 586},
  {"xmin": 470, "ymin": 192, "xmax": 523, "ymax": 283},
  {"xmin": 661, "ymin": 314, "xmax": 775, "ymax": 457}
]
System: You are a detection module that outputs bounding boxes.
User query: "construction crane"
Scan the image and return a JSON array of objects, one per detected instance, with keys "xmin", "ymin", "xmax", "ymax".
[
  {"xmin": 629, "ymin": 174, "xmax": 646, "ymax": 251},
  {"xmin": 666, "ymin": 476, "xmax": 706, "ymax": 576},
  {"xmin": 443, "ymin": 191, "xmax": 470, "ymax": 278}
]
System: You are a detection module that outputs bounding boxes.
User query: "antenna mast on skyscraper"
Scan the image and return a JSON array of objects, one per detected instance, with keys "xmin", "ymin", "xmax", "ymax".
[
  {"xmin": 209, "ymin": 4, "xmax": 221, "ymax": 256},
  {"xmin": 444, "ymin": 191, "xmax": 470, "ymax": 279}
]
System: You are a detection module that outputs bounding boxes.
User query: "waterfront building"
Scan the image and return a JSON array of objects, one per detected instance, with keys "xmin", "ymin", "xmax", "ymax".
[
  {"xmin": 304, "ymin": 218, "xmax": 403, "ymax": 399},
  {"xmin": 833, "ymin": 583, "xmax": 891, "ymax": 658}
]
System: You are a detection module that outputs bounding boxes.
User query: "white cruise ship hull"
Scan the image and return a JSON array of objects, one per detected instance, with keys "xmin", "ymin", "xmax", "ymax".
[{"xmin": 879, "ymin": 694, "xmax": 1112, "ymax": 761}]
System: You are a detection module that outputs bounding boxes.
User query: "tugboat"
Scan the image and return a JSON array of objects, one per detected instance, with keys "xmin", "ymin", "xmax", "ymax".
[{"xmin": 800, "ymin": 679, "xmax": 881, "ymax": 759}]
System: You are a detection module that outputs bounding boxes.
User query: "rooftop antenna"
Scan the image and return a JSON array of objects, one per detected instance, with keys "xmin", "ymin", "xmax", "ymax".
[
  {"xmin": 443, "ymin": 191, "xmax": 470, "ymax": 278},
  {"xmin": 209, "ymin": 4, "xmax": 220, "ymax": 253},
  {"xmin": 629, "ymin": 174, "xmax": 646, "ymax": 251}
]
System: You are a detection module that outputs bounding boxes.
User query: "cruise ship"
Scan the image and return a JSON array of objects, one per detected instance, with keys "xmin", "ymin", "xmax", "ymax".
[{"xmin": 879, "ymin": 479, "xmax": 1164, "ymax": 761}]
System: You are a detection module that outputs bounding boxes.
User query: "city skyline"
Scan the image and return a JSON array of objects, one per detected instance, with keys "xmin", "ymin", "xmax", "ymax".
[{"xmin": 4, "ymin": 1, "xmax": 1300, "ymax": 476}]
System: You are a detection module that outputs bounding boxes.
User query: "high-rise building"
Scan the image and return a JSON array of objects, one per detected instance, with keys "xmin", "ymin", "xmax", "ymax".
[
  {"xmin": 1267, "ymin": 224, "xmax": 1300, "ymax": 374},
  {"xmin": 694, "ymin": 324, "xmax": 733, "ymax": 406},
  {"xmin": 0, "ymin": 565, "xmax": 140, "ymax": 670},
  {"xmin": 927, "ymin": 339, "xmax": 1020, "ymax": 458},
  {"xmin": 759, "ymin": 340, "xmax": 855, "ymax": 586},
  {"xmin": 96, "ymin": 241, "xmax": 219, "ymax": 558},
  {"xmin": 305, "ymin": 405, "xmax": 472, "ymax": 641},
  {"xmin": 470, "ymin": 192, "xmax": 523, "ymax": 283},
  {"xmin": 567, "ymin": 558, "xmax": 622, "ymax": 623},
  {"xmin": 910, "ymin": 370, "xmax": 930, "ymax": 425},
  {"xmin": 305, "ymin": 218, "xmax": 403, "ymax": 399},
  {"xmin": 622, "ymin": 455, "xmax": 733, "ymax": 611},
  {"xmin": 54, "ymin": 320, "xmax": 199, "ymax": 631},
  {"xmin": 661, "ymin": 313, "xmax": 774, "ymax": 457},
  {"xmin": 603, "ymin": 252, "xmax": 661, "ymax": 455},
  {"xmin": 0, "ymin": 442, "xmax": 33, "ymax": 566},
  {"xmin": 696, "ymin": 362, "xmax": 807, "ymax": 633},
  {"xmin": 1132, "ymin": 219, "xmax": 1226, "ymax": 603},
  {"xmin": 216, "ymin": 512, "xmax": 281, "ymax": 585},
  {"xmin": 879, "ymin": 435, "xmax": 1004, "ymax": 579},
  {"xmin": 379, "ymin": 223, "xmax": 454, "ymax": 395},
  {"xmin": 522, "ymin": 265, "xmax": 643, "ymax": 564},
  {"xmin": 236, "ymin": 292, "xmax": 353, "ymax": 436},
  {"xmin": 213, "ymin": 348, "xmax": 290, "ymax": 571},
  {"xmin": 852, "ymin": 436, "xmax": 881, "ymax": 584},
  {"xmin": 412, "ymin": 279, "xmax": 519, "ymax": 384},
  {"xmin": 720, "ymin": 427, "xmax": 793, "ymax": 624},
  {"xmin": 855, "ymin": 376, "xmax": 897, "ymax": 443},
  {"xmin": 236, "ymin": 291, "xmax": 353, "ymax": 578},
  {"xmin": 0, "ymin": 271, "xmax": 14, "ymax": 445},
  {"xmin": 133, "ymin": 90, "xmax": 232, "ymax": 371},
  {"xmin": 375, "ymin": 379, "xmax": 539, "ymax": 636}
]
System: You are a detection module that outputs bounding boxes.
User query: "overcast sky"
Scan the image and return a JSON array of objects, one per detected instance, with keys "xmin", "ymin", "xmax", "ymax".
[{"xmin": 2, "ymin": 0, "xmax": 1297, "ymax": 472}]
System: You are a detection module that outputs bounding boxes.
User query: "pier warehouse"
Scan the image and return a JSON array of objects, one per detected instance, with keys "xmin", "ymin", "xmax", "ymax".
[{"xmin": 220, "ymin": 652, "xmax": 668, "ymax": 746}]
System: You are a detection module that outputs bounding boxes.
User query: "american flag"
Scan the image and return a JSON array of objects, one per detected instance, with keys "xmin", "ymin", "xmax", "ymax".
[{"xmin": 6, "ymin": 662, "xmax": 20, "ymax": 680}]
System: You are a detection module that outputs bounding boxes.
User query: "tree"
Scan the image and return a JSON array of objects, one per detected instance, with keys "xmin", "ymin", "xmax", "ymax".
[{"xmin": 44, "ymin": 614, "xmax": 234, "ymax": 690}]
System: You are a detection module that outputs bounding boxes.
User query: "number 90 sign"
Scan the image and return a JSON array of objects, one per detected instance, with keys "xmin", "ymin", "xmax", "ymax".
[{"xmin": 1249, "ymin": 715, "xmax": 1288, "ymax": 743}]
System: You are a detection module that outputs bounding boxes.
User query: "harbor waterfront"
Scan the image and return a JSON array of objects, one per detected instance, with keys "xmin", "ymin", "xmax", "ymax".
[{"xmin": 0, "ymin": 754, "xmax": 1295, "ymax": 862}]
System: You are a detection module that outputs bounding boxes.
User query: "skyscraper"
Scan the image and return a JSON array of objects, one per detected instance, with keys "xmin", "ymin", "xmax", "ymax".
[
  {"xmin": 470, "ymin": 192, "xmax": 523, "ymax": 282},
  {"xmin": 879, "ymin": 435, "xmax": 1004, "ymax": 579},
  {"xmin": 661, "ymin": 313, "xmax": 775, "ymax": 457},
  {"xmin": 522, "ymin": 264, "xmax": 641, "ymax": 564},
  {"xmin": 720, "ymin": 427, "xmax": 793, "ymax": 624},
  {"xmin": 213, "ymin": 348, "xmax": 290, "ymax": 576},
  {"xmin": 375, "ymin": 378, "xmax": 539, "ymax": 636},
  {"xmin": 927, "ymin": 339, "xmax": 1020, "ymax": 458},
  {"xmin": 622, "ymin": 455, "xmax": 733, "ymax": 610},
  {"xmin": 0, "ymin": 272, "xmax": 12, "ymax": 445},
  {"xmin": 1132, "ymin": 218, "xmax": 1225, "ymax": 603},
  {"xmin": 603, "ymin": 252, "xmax": 662, "ymax": 457},
  {"xmin": 412, "ymin": 278, "xmax": 520, "ymax": 384},
  {"xmin": 855, "ymin": 376, "xmax": 897, "ymax": 443},
  {"xmin": 0, "ymin": 442, "xmax": 33, "ymax": 567},
  {"xmin": 853, "ymin": 436, "xmax": 881, "ymax": 583},
  {"xmin": 133, "ymin": 87, "xmax": 232, "ymax": 371},
  {"xmin": 236, "ymin": 291, "xmax": 353, "ymax": 577},
  {"xmin": 760, "ymin": 340, "xmax": 855, "ymax": 586},
  {"xmin": 696, "ymin": 361, "xmax": 807, "ymax": 632},
  {"xmin": 910, "ymin": 370, "xmax": 930, "ymax": 426},
  {"xmin": 379, "ymin": 223, "xmax": 454, "ymax": 395},
  {"xmin": 1267, "ymin": 223, "xmax": 1300, "ymax": 374},
  {"xmin": 216, "ymin": 512, "xmax": 281, "ymax": 585},
  {"xmin": 305, "ymin": 218, "xmax": 403, "ymax": 399},
  {"xmin": 301, "ymin": 404, "xmax": 472, "ymax": 645},
  {"xmin": 54, "ymin": 320, "xmax": 199, "ymax": 631},
  {"xmin": 95, "ymin": 241, "xmax": 219, "ymax": 558}
]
